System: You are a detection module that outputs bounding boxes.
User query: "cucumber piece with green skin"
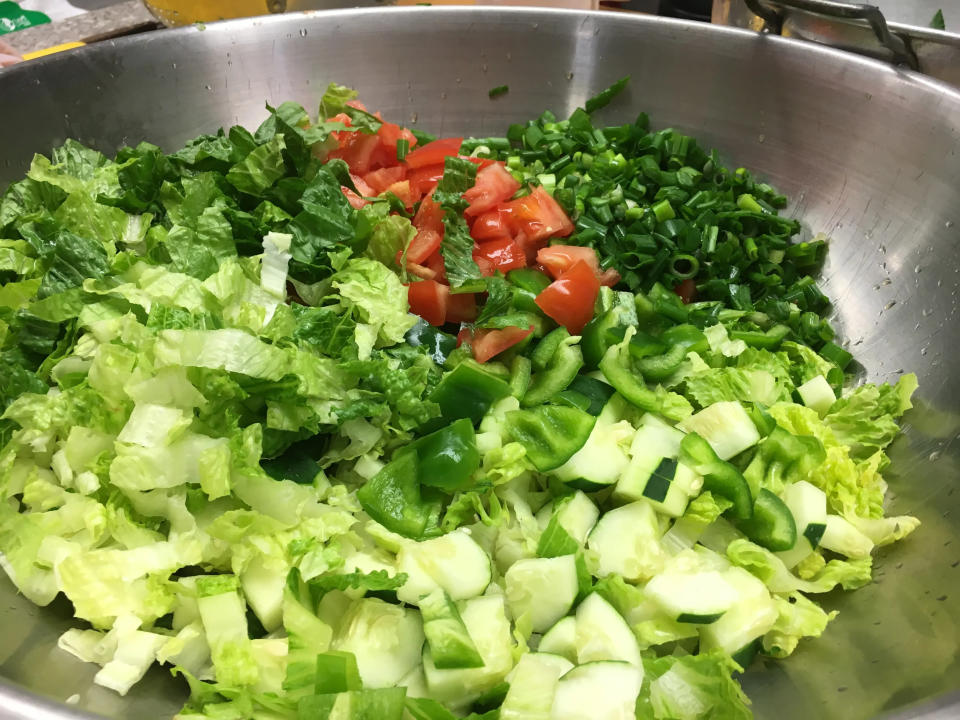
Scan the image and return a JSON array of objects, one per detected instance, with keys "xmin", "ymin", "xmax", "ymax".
[
  {"xmin": 505, "ymin": 554, "xmax": 579, "ymax": 633},
  {"xmin": 820, "ymin": 514, "xmax": 875, "ymax": 558},
  {"xmin": 501, "ymin": 653, "xmax": 574, "ymax": 720},
  {"xmin": 422, "ymin": 595, "xmax": 515, "ymax": 706},
  {"xmin": 333, "ymin": 598, "xmax": 424, "ymax": 689},
  {"xmin": 587, "ymin": 500, "xmax": 666, "ymax": 583},
  {"xmin": 419, "ymin": 589, "xmax": 484, "ymax": 669},
  {"xmin": 776, "ymin": 480, "xmax": 828, "ymax": 568},
  {"xmin": 551, "ymin": 418, "xmax": 632, "ymax": 492},
  {"xmin": 550, "ymin": 661, "xmax": 644, "ymax": 720},
  {"xmin": 396, "ymin": 530, "xmax": 491, "ymax": 605},
  {"xmin": 615, "ymin": 414, "xmax": 702, "ymax": 517},
  {"xmin": 644, "ymin": 570, "xmax": 738, "ymax": 624},
  {"xmin": 536, "ymin": 491, "xmax": 599, "ymax": 558},
  {"xmin": 698, "ymin": 567, "xmax": 778, "ymax": 655},
  {"xmin": 677, "ymin": 401, "xmax": 760, "ymax": 460},
  {"xmin": 575, "ymin": 592, "xmax": 643, "ymax": 667},
  {"xmin": 537, "ymin": 616, "xmax": 577, "ymax": 663}
]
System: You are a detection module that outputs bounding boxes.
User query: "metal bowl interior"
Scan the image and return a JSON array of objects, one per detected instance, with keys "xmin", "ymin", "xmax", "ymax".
[{"xmin": 1, "ymin": 7, "xmax": 959, "ymax": 719}]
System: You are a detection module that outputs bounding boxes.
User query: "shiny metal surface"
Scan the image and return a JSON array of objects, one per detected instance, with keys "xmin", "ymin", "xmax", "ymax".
[
  {"xmin": 713, "ymin": 0, "xmax": 960, "ymax": 86},
  {"xmin": 1, "ymin": 7, "xmax": 960, "ymax": 719}
]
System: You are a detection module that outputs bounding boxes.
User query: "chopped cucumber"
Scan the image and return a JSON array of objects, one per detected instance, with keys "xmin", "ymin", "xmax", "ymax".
[
  {"xmin": 776, "ymin": 480, "xmax": 828, "ymax": 568},
  {"xmin": 797, "ymin": 375, "xmax": 835, "ymax": 417},
  {"xmin": 419, "ymin": 589, "xmax": 484, "ymax": 669},
  {"xmin": 820, "ymin": 514, "xmax": 875, "ymax": 558},
  {"xmin": 396, "ymin": 530, "xmax": 491, "ymax": 604},
  {"xmin": 551, "ymin": 419, "xmax": 632, "ymax": 492},
  {"xmin": 587, "ymin": 501, "xmax": 666, "ymax": 582},
  {"xmin": 678, "ymin": 401, "xmax": 760, "ymax": 460},
  {"xmin": 551, "ymin": 661, "xmax": 644, "ymax": 720},
  {"xmin": 501, "ymin": 652, "xmax": 574, "ymax": 720},
  {"xmin": 333, "ymin": 598, "xmax": 424, "ymax": 688},
  {"xmin": 615, "ymin": 414, "xmax": 700, "ymax": 516},
  {"xmin": 423, "ymin": 595, "xmax": 515, "ymax": 706},
  {"xmin": 644, "ymin": 570, "xmax": 738, "ymax": 624},
  {"xmin": 698, "ymin": 567, "xmax": 778, "ymax": 655},
  {"xmin": 575, "ymin": 592, "xmax": 642, "ymax": 667},
  {"xmin": 537, "ymin": 491, "xmax": 599, "ymax": 558},
  {"xmin": 505, "ymin": 555, "xmax": 579, "ymax": 633},
  {"xmin": 537, "ymin": 616, "xmax": 577, "ymax": 663}
]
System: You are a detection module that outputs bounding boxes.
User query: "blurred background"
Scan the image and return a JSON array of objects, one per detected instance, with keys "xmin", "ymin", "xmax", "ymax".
[{"xmin": 0, "ymin": 0, "xmax": 951, "ymax": 61}]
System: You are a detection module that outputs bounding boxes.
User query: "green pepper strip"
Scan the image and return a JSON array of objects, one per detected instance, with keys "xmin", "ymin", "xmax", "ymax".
[
  {"xmin": 742, "ymin": 426, "xmax": 826, "ymax": 498},
  {"xmin": 604, "ymin": 326, "xmax": 667, "ymax": 360},
  {"xmin": 599, "ymin": 330, "xmax": 692, "ymax": 422},
  {"xmin": 735, "ymin": 489, "xmax": 798, "ymax": 552},
  {"xmin": 509, "ymin": 355, "xmax": 532, "ymax": 400},
  {"xmin": 581, "ymin": 298, "xmax": 638, "ymax": 368},
  {"xmin": 504, "ymin": 404, "xmax": 596, "ymax": 472},
  {"xmin": 507, "ymin": 268, "xmax": 552, "ymax": 316},
  {"xmin": 427, "ymin": 361, "xmax": 512, "ymax": 427},
  {"xmin": 728, "ymin": 324, "xmax": 790, "ymax": 350},
  {"xmin": 522, "ymin": 338, "xmax": 584, "ymax": 407},
  {"xmin": 357, "ymin": 451, "xmax": 443, "ymax": 540},
  {"xmin": 679, "ymin": 432, "xmax": 753, "ymax": 520},
  {"xmin": 406, "ymin": 418, "xmax": 481, "ymax": 493}
]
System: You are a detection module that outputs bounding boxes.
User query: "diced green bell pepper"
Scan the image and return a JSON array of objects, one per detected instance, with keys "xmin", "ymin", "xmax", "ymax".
[
  {"xmin": 735, "ymin": 488, "xmax": 798, "ymax": 552},
  {"xmin": 679, "ymin": 432, "xmax": 753, "ymax": 520},
  {"xmin": 405, "ymin": 318, "xmax": 457, "ymax": 365},
  {"xmin": 504, "ymin": 405, "xmax": 596, "ymax": 472},
  {"xmin": 522, "ymin": 331, "xmax": 584, "ymax": 407},
  {"xmin": 357, "ymin": 451, "xmax": 443, "ymax": 540},
  {"xmin": 428, "ymin": 361, "xmax": 512, "ymax": 427},
  {"xmin": 742, "ymin": 426, "xmax": 826, "ymax": 498},
  {"xmin": 598, "ymin": 334, "xmax": 692, "ymax": 421},
  {"xmin": 507, "ymin": 268, "xmax": 552, "ymax": 315},
  {"xmin": 728, "ymin": 324, "xmax": 790, "ymax": 350},
  {"xmin": 406, "ymin": 418, "xmax": 481, "ymax": 493}
]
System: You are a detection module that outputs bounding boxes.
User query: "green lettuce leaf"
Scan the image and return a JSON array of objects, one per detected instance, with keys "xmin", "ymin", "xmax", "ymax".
[
  {"xmin": 637, "ymin": 650, "xmax": 751, "ymax": 720},
  {"xmin": 762, "ymin": 592, "xmax": 836, "ymax": 658},
  {"xmin": 825, "ymin": 373, "xmax": 918, "ymax": 458}
]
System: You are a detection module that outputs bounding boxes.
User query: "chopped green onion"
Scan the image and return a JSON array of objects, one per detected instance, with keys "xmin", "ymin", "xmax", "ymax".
[
  {"xmin": 396, "ymin": 138, "xmax": 410, "ymax": 162},
  {"xmin": 584, "ymin": 76, "xmax": 630, "ymax": 114},
  {"xmin": 488, "ymin": 85, "xmax": 510, "ymax": 99}
]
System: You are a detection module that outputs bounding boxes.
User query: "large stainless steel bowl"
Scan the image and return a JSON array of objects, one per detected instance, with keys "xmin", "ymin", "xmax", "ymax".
[{"xmin": 1, "ymin": 7, "xmax": 959, "ymax": 719}]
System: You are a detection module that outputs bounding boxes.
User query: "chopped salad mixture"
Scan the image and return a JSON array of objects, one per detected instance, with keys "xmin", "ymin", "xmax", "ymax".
[{"xmin": 0, "ymin": 79, "xmax": 920, "ymax": 720}]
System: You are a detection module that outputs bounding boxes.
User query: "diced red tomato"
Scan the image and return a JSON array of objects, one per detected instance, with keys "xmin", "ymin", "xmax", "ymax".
[
  {"xmin": 408, "ymin": 164, "xmax": 446, "ymax": 196},
  {"xmin": 537, "ymin": 245, "xmax": 600, "ymax": 280},
  {"xmin": 423, "ymin": 250, "xmax": 447, "ymax": 282},
  {"xmin": 537, "ymin": 245, "xmax": 621, "ymax": 287},
  {"xmin": 447, "ymin": 292, "xmax": 478, "ymax": 324},
  {"xmin": 502, "ymin": 186, "xmax": 574, "ymax": 242},
  {"xmin": 474, "ymin": 237, "xmax": 526, "ymax": 273},
  {"xmin": 406, "ymin": 261, "xmax": 437, "ymax": 281},
  {"xmin": 474, "ymin": 256, "xmax": 495, "ymax": 277},
  {"xmin": 514, "ymin": 231, "xmax": 546, "ymax": 265},
  {"xmin": 406, "ymin": 228, "xmax": 443, "ymax": 265},
  {"xmin": 534, "ymin": 260, "xmax": 600, "ymax": 334},
  {"xmin": 350, "ymin": 173, "xmax": 375, "ymax": 198},
  {"xmin": 345, "ymin": 100, "xmax": 369, "ymax": 112},
  {"xmin": 598, "ymin": 268, "xmax": 621, "ymax": 287},
  {"xmin": 385, "ymin": 180, "xmax": 421, "ymax": 208},
  {"xmin": 378, "ymin": 121, "xmax": 417, "ymax": 152},
  {"xmin": 331, "ymin": 112, "xmax": 353, "ymax": 127},
  {"xmin": 328, "ymin": 132, "xmax": 381, "ymax": 174},
  {"xmin": 461, "ymin": 155, "xmax": 497, "ymax": 170},
  {"xmin": 413, "ymin": 194, "xmax": 445, "ymax": 235},
  {"xmin": 463, "ymin": 163, "xmax": 522, "ymax": 217},
  {"xmin": 471, "ymin": 325, "xmax": 534, "ymax": 363},
  {"xmin": 674, "ymin": 278, "xmax": 697, "ymax": 304},
  {"xmin": 456, "ymin": 327, "xmax": 471, "ymax": 348},
  {"xmin": 407, "ymin": 279, "xmax": 449, "ymax": 327},
  {"xmin": 364, "ymin": 166, "xmax": 406, "ymax": 194},
  {"xmin": 341, "ymin": 186, "xmax": 368, "ymax": 209},
  {"xmin": 404, "ymin": 137, "xmax": 463, "ymax": 169},
  {"xmin": 470, "ymin": 208, "xmax": 510, "ymax": 241}
]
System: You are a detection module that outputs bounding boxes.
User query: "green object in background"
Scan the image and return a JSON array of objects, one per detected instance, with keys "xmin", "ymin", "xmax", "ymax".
[
  {"xmin": 0, "ymin": 1, "xmax": 51, "ymax": 36},
  {"xmin": 930, "ymin": 9, "xmax": 945, "ymax": 30}
]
